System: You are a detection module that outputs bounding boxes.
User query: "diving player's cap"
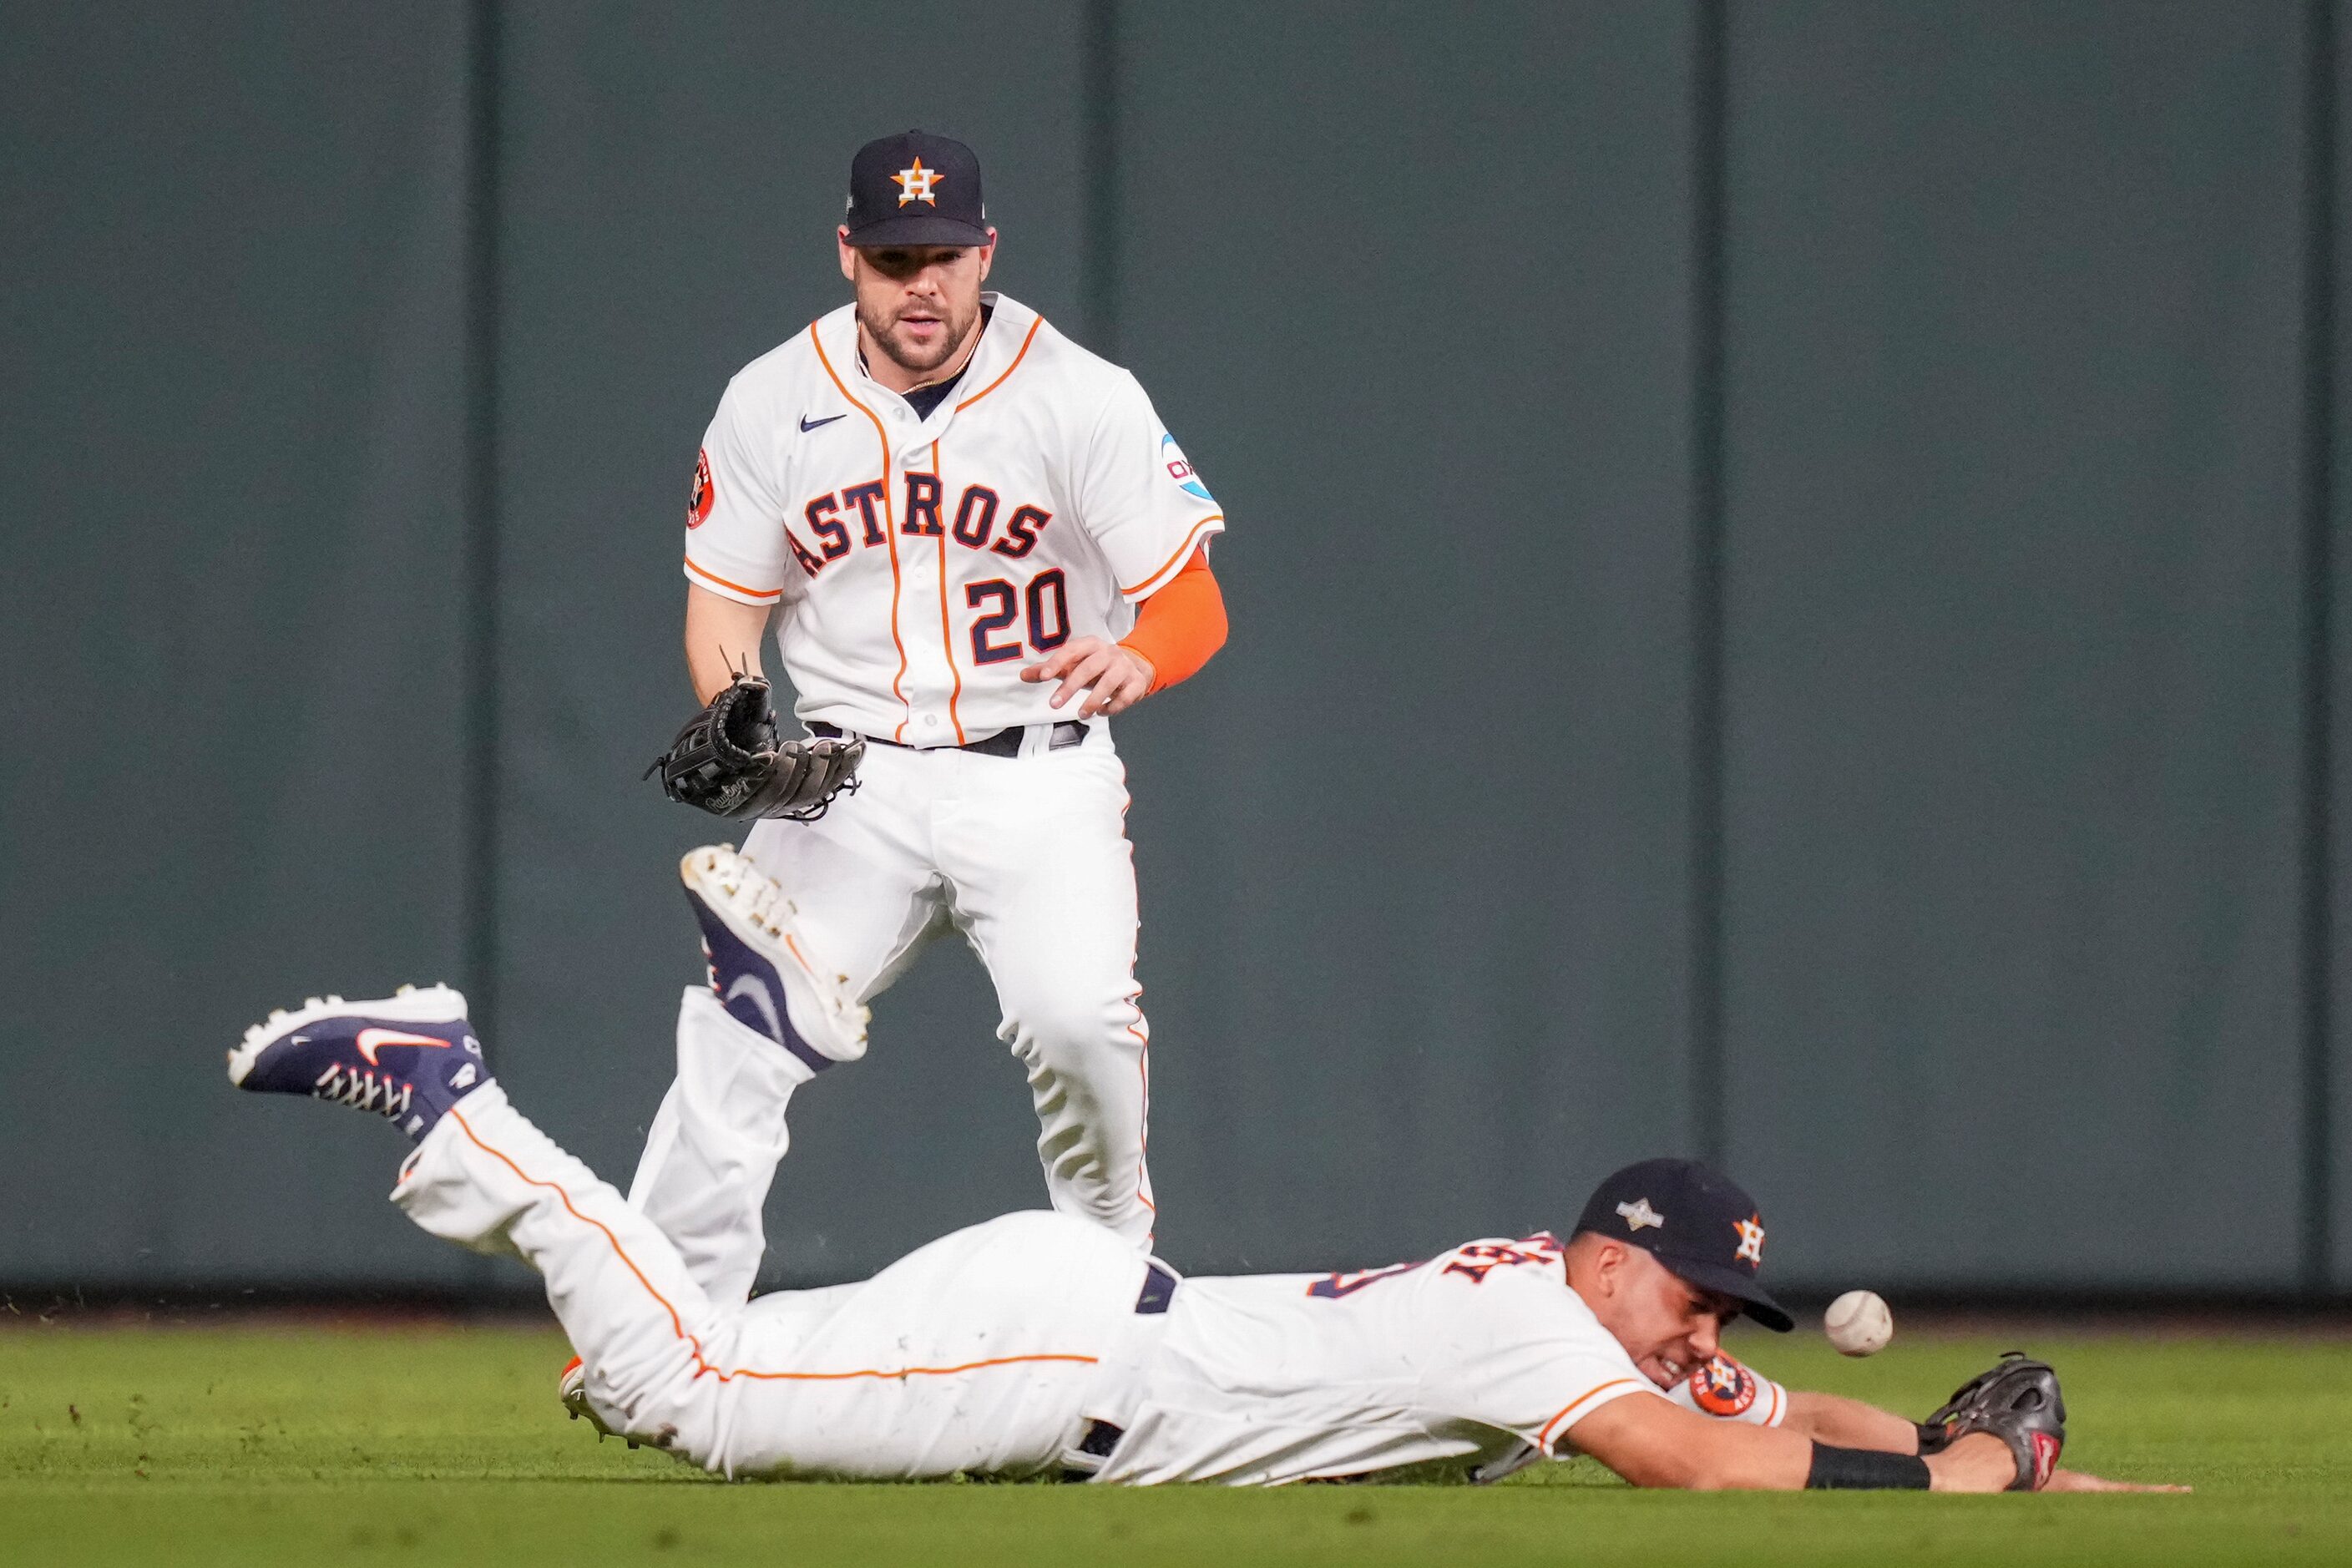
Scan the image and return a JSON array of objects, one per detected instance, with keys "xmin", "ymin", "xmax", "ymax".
[
  {"xmin": 1573, "ymin": 1157, "xmax": 1795, "ymax": 1333},
  {"xmin": 843, "ymin": 130, "xmax": 991, "ymax": 249}
]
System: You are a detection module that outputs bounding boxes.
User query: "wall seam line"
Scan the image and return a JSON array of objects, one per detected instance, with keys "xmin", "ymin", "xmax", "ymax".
[
  {"xmin": 462, "ymin": 0, "xmax": 502, "ymax": 1039},
  {"xmin": 1689, "ymin": 0, "xmax": 1729, "ymax": 1171},
  {"xmin": 1081, "ymin": 0, "xmax": 1122, "ymax": 361},
  {"xmin": 2302, "ymin": 0, "xmax": 2337, "ymax": 1293}
]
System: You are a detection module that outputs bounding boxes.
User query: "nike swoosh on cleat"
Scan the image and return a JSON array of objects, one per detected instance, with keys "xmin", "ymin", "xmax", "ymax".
[
  {"xmin": 799, "ymin": 412, "xmax": 847, "ymax": 432},
  {"xmin": 724, "ymin": 974, "xmax": 784, "ymax": 1042},
  {"xmin": 356, "ymin": 1028, "xmax": 455, "ymax": 1066}
]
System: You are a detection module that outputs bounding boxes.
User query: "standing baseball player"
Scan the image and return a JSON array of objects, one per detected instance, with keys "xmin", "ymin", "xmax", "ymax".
[
  {"xmin": 655, "ymin": 129, "xmax": 1227, "ymax": 1258},
  {"xmin": 225, "ymin": 848, "xmax": 2178, "ymax": 1494}
]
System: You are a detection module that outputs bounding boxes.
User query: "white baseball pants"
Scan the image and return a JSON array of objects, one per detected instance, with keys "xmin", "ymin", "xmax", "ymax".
[
  {"xmin": 392, "ymin": 989, "xmax": 1157, "ymax": 1479},
  {"xmin": 725, "ymin": 723, "xmax": 1156, "ymax": 1245}
]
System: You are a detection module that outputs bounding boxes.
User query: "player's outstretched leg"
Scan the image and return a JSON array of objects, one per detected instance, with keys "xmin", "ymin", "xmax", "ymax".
[
  {"xmin": 626, "ymin": 846, "xmax": 870, "ymax": 1308},
  {"xmin": 227, "ymin": 989, "xmax": 751, "ymax": 1473}
]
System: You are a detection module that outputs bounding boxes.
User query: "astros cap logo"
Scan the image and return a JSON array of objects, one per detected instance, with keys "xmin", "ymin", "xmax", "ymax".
[
  {"xmin": 1732, "ymin": 1214, "xmax": 1766, "ymax": 1266},
  {"xmin": 893, "ymin": 158, "xmax": 943, "ymax": 207},
  {"xmin": 846, "ymin": 133, "xmax": 988, "ymax": 246}
]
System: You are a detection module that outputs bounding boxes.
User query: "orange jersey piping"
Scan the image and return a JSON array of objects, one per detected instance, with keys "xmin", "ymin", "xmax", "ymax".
[
  {"xmin": 1125, "ymin": 989, "xmax": 1154, "ymax": 1217},
  {"xmin": 810, "ymin": 321, "xmax": 913, "ymax": 741},
  {"xmin": 1537, "ymin": 1378, "xmax": 1644, "ymax": 1450},
  {"xmin": 685, "ymin": 557, "xmax": 784, "ymax": 603},
  {"xmin": 954, "ymin": 316, "xmax": 1043, "ymax": 412},
  {"xmin": 923, "ymin": 439, "xmax": 965, "ymax": 742},
  {"xmin": 446, "ymin": 1107, "xmax": 1096, "ymax": 1385},
  {"xmin": 729, "ymin": 1352, "xmax": 1097, "ymax": 1383},
  {"xmin": 1120, "ymin": 514, "xmax": 1225, "ymax": 599}
]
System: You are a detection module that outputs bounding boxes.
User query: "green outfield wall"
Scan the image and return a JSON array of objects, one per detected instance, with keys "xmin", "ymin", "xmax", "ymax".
[{"xmin": 3, "ymin": 0, "xmax": 2345, "ymax": 1296}]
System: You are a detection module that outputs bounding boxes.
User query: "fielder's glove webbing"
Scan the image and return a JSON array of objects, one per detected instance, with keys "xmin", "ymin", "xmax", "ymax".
[
  {"xmin": 1916, "ymin": 1351, "xmax": 2066, "ymax": 1490},
  {"xmin": 645, "ymin": 673, "xmax": 862, "ymax": 822}
]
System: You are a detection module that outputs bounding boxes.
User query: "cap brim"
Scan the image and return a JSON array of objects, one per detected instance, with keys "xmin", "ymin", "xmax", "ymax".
[
  {"xmin": 1664, "ymin": 1257, "xmax": 1795, "ymax": 1333},
  {"xmin": 846, "ymin": 213, "xmax": 991, "ymax": 248}
]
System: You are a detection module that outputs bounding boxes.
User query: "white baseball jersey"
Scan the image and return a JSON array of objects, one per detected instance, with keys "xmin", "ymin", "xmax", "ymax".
[
  {"xmin": 1096, "ymin": 1233, "xmax": 1673, "ymax": 1484},
  {"xmin": 684, "ymin": 292, "xmax": 1225, "ymax": 745}
]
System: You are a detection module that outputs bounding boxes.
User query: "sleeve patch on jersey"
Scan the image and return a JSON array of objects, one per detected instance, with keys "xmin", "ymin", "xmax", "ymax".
[
  {"xmin": 1161, "ymin": 432, "xmax": 1214, "ymax": 502},
  {"xmin": 1688, "ymin": 1354, "xmax": 1758, "ymax": 1418},
  {"xmin": 688, "ymin": 448, "xmax": 716, "ymax": 529}
]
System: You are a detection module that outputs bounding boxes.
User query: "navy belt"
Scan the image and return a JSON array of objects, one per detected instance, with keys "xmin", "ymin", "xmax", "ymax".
[
  {"xmin": 1060, "ymin": 1262, "xmax": 1178, "ymax": 1480},
  {"xmin": 1070, "ymin": 1418, "xmax": 1124, "ymax": 1469},
  {"xmin": 809, "ymin": 720, "xmax": 1087, "ymax": 760},
  {"xmin": 1136, "ymin": 1259, "xmax": 1178, "ymax": 1316}
]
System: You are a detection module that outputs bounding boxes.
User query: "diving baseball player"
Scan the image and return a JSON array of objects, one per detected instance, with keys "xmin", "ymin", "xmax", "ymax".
[
  {"xmin": 226, "ymin": 849, "xmax": 2176, "ymax": 1494},
  {"xmin": 655, "ymin": 129, "xmax": 1227, "ymax": 1252}
]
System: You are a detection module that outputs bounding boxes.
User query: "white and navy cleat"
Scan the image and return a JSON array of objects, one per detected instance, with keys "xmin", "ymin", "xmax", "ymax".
[
  {"xmin": 680, "ymin": 844, "xmax": 868, "ymax": 1071},
  {"xmin": 226, "ymin": 984, "xmax": 490, "ymax": 1141}
]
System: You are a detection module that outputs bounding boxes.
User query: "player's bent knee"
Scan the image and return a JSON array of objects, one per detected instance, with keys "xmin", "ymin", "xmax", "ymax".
[
  {"xmin": 581, "ymin": 1358, "xmax": 728, "ymax": 1469},
  {"xmin": 1001, "ymin": 992, "xmax": 1145, "ymax": 1065}
]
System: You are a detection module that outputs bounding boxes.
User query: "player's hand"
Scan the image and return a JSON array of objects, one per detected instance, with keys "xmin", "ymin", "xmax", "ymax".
[
  {"xmin": 2041, "ymin": 1467, "xmax": 2191, "ymax": 1494},
  {"xmin": 1020, "ymin": 637, "xmax": 1156, "ymax": 718}
]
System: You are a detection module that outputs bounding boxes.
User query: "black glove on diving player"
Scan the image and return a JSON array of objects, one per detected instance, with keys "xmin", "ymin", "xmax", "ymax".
[{"xmin": 1915, "ymin": 1351, "xmax": 2066, "ymax": 1490}]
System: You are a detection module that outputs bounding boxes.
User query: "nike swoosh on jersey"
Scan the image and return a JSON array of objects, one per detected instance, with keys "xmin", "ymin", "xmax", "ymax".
[
  {"xmin": 355, "ymin": 1028, "xmax": 455, "ymax": 1067},
  {"xmin": 799, "ymin": 412, "xmax": 847, "ymax": 432}
]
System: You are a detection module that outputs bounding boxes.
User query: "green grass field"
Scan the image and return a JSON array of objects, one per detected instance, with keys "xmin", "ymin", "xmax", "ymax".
[{"xmin": 2, "ymin": 1317, "xmax": 2344, "ymax": 1565}]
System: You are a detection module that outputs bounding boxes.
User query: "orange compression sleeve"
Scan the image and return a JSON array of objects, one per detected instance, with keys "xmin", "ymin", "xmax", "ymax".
[{"xmin": 1119, "ymin": 547, "xmax": 1227, "ymax": 694}]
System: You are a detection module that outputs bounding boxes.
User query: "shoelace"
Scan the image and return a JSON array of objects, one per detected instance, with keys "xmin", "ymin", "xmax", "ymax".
[
  {"xmin": 716, "ymin": 863, "xmax": 795, "ymax": 939},
  {"xmin": 313, "ymin": 1062, "xmax": 416, "ymax": 1122}
]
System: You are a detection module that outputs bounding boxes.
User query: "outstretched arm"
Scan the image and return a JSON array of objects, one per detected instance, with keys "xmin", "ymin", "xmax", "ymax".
[
  {"xmin": 1566, "ymin": 1391, "xmax": 2031, "ymax": 1492},
  {"xmin": 1670, "ymin": 1355, "xmax": 1914, "ymax": 1448},
  {"xmin": 1667, "ymin": 1376, "xmax": 2185, "ymax": 1494},
  {"xmin": 1782, "ymin": 1389, "xmax": 1926, "ymax": 1451}
]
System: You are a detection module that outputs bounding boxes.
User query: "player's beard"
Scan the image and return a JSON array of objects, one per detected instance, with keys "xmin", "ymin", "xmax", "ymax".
[{"xmin": 860, "ymin": 292, "xmax": 981, "ymax": 382}]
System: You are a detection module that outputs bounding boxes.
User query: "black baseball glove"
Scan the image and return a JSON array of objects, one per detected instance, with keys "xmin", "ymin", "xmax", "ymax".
[
  {"xmin": 645, "ymin": 673, "xmax": 862, "ymax": 822},
  {"xmin": 1915, "ymin": 1351, "xmax": 2066, "ymax": 1490}
]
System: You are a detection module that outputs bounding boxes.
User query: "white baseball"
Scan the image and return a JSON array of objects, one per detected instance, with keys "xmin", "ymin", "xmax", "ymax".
[{"xmin": 1823, "ymin": 1289, "xmax": 1893, "ymax": 1356}]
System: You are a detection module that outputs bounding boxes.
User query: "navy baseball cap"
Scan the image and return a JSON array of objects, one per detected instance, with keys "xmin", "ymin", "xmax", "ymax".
[
  {"xmin": 1573, "ymin": 1158, "xmax": 1794, "ymax": 1332},
  {"xmin": 843, "ymin": 130, "xmax": 989, "ymax": 248}
]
